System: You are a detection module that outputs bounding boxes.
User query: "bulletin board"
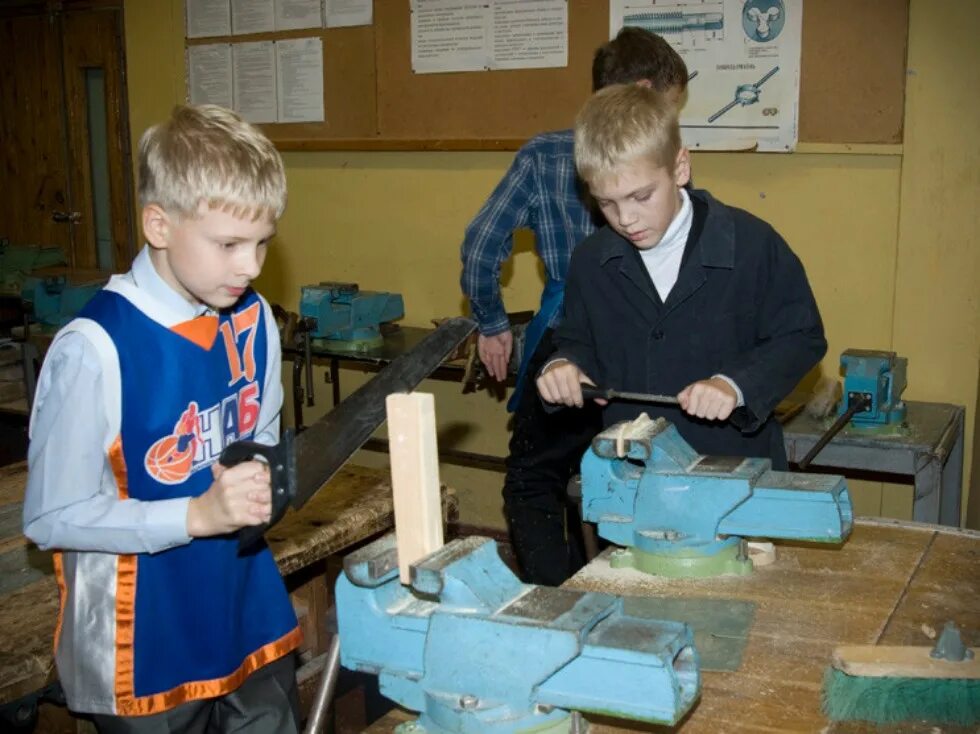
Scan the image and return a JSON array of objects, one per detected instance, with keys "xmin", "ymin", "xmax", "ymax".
[{"xmin": 185, "ymin": 0, "xmax": 908, "ymax": 150}]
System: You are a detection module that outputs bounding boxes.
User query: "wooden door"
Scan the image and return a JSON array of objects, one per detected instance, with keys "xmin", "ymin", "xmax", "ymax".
[
  {"xmin": 0, "ymin": 12, "xmax": 72, "ymax": 255},
  {"xmin": 0, "ymin": 1, "xmax": 134, "ymax": 271}
]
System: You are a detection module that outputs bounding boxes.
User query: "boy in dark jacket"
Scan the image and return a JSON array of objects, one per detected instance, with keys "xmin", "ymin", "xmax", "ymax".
[
  {"xmin": 537, "ymin": 84, "xmax": 825, "ymax": 467},
  {"xmin": 462, "ymin": 29, "xmax": 690, "ymax": 585}
]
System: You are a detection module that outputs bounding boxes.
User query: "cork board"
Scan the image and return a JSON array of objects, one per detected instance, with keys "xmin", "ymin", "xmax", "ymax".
[
  {"xmin": 798, "ymin": 0, "xmax": 908, "ymax": 143},
  {"xmin": 187, "ymin": 0, "xmax": 908, "ymax": 148}
]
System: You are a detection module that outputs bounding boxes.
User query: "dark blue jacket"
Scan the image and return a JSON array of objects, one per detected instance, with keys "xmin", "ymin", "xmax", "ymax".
[{"xmin": 553, "ymin": 188, "xmax": 826, "ymax": 468}]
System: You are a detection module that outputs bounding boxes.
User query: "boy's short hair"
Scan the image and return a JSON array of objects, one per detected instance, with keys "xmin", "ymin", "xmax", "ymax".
[
  {"xmin": 592, "ymin": 27, "xmax": 688, "ymax": 93},
  {"xmin": 575, "ymin": 84, "xmax": 681, "ymax": 184},
  {"xmin": 138, "ymin": 104, "xmax": 286, "ymax": 220}
]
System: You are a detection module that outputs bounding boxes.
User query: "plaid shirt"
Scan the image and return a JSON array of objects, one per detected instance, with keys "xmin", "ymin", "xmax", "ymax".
[{"xmin": 460, "ymin": 130, "xmax": 599, "ymax": 336}]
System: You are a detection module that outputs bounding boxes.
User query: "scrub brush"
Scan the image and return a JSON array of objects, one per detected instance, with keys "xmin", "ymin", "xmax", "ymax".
[{"xmin": 822, "ymin": 622, "xmax": 980, "ymax": 726}]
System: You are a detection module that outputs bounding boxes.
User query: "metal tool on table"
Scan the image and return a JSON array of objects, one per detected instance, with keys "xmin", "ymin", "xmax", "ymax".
[
  {"xmin": 798, "ymin": 349, "xmax": 908, "ymax": 468},
  {"xmin": 335, "ymin": 533, "xmax": 701, "ymax": 734},
  {"xmin": 580, "ymin": 415, "xmax": 853, "ymax": 577},
  {"xmin": 300, "ymin": 281, "xmax": 404, "ymax": 353},
  {"xmin": 274, "ymin": 305, "xmax": 318, "ymax": 431},
  {"xmin": 21, "ymin": 274, "xmax": 105, "ymax": 329}
]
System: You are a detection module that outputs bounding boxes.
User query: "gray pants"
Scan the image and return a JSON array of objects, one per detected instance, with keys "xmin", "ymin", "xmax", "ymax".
[{"xmin": 91, "ymin": 654, "xmax": 300, "ymax": 734}]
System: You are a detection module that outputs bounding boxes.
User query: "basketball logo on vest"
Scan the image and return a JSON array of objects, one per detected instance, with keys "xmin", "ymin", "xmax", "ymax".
[
  {"xmin": 145, "ymin": 402, "xmax": 202, "ymax": 484},
  {"xmin": 144, "ymin": 381, "xmax": 262, "ymax": 484}
]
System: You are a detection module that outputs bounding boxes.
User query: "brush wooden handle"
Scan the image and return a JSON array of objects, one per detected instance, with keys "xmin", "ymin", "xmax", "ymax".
[{"xmin": 832, "ymin": 645, "xmax": 980, "ymax": 679}]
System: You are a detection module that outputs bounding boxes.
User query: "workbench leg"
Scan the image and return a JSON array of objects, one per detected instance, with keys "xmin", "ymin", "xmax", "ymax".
[
  {"xmin": 330, "ymin": 359, "xmax": 341, "ymax": 407},
  {"xmin": 939, "ymin": 414, "xmax": 965, "ymax": 527},
  {"xmin": 912, "ymin": 453, "xmax": 942, "ymax": 525}
]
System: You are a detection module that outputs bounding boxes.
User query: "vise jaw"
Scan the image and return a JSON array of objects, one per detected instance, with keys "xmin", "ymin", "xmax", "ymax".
[
  {"xmin": 581, "ymin": 417, "xmax": 853, "ymax": 577},
  {"xmin": 336, "ymin": 534, "xmax": 700, "ymax": 733}
]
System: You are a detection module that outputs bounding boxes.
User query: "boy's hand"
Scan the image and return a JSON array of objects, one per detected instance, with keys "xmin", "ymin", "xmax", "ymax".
[
  {"xmin": 478, "ymin": 331, "xmax": 513, "ymax": 382},
  {"xmin": 678, "ymin": 377, "xmax": 738, "ymax": 421},
  {"xmin": 537, "ymin": 362, "xmax": 605, "ymax": 407},
  {"xmin": 186, "ymin": 461, "xmax": 272, "ymax": 537}
]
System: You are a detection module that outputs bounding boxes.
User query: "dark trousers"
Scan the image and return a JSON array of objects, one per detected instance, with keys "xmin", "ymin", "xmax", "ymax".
[
  {"xmin": 502, "ymin": 329, "xmax": 602, "ymax": 586},
  {"xmin": 91, "ymin": 654, "xmax": 300, "ymax": 734}
]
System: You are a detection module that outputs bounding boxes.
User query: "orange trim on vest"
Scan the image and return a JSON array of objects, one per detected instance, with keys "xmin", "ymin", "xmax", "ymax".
[
  {"xmin": 52, "ymin": 552, "xmax": 66, "ymax": 654},
  {"xmin": 113, "ymin": 553, "xmax": 139, "ymax": 710},
  {"xmin": 106, "ymin": 433, "xmax": 140, "ymax": 714},
  {"xmin": 170, "ymin": 315, "xmax": 219, "ymax": 350},
  {"xmin": 115, "ymin": 626, "xmax": 303, "ymax": 716},
  {"xmin": 108, "ymin": 435, "xmax": 129, "ymax": 500}
]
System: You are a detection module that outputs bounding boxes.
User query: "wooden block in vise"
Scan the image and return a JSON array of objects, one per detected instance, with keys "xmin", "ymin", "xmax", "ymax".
[{"xmin": 386, "ymin": 392, "xmax": 444, "ymax": 584}]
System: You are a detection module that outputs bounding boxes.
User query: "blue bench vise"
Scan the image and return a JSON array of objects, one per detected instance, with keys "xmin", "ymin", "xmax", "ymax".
[
  {"xmin": 580, "ymin": 417, "xmax": 853, "ymax": 577},
  {"xmin": 336, "ymin": 534, "xmax": 701, "ymax": 733},
  {"xmin": 300, "ymin": 281, "xmax": 404, "ymax": 352},
  {"xmin": 839, "ymin": 349, "xmax": 907, "ymax": 426},
  {"xmin": 21, "ymin": 275, "xmax": 104, "ymax": 329}
]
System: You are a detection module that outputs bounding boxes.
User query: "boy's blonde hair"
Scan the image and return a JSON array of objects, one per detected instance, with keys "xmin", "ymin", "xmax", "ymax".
[
  {"xmin": 138, "ymin": 104, "xmax": 286, "ymax": 220},
  {"xmin": 575, "ymin": 84, "xmax": 681, "ymax": 184}
]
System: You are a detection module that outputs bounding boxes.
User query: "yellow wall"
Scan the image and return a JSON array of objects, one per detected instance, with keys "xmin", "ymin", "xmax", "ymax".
[
  {"xmin": 124, "ymin": 0, "xmax": 978, "ymax": 529},
  {"xmin": 894, "ymin": 1, "xmax": 980, "ymax": 528}
]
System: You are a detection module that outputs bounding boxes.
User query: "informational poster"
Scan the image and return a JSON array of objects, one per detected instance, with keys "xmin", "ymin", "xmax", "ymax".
[
  {"xmin": 187, "ymin": 43, "xmax": 234, "ymax": 108},
  {"xmin": 231, "ymin": 0, "xmax": 275, "ymax": 34},
  {"xmin": 609, "ymin": 0, "xmax": 802, "ymax": 151},
  {"xmin": 490, "ymin": 0, "xmax": 567, "ymax": 71},
  {"xmin": 276, "ymin": 37, "xmax": 325, "ymax": 122},
  {"xmin": 411, "ymin": 1, "xmax": 488, "ymax": 74},
  {"xmin": 233, "ymin": 41, "xmax": 278, "ymax": 123},
  {"xmin": 275, "ymin": 0, "xmax": 323, "ymax": 31},
  {"xmin": 411, "ymin": 0, "xmax": 568, "ymax": 74},
  {"xmin": 325, "ymin": 0, "xmax": 373, "ymax": 28},
  {"xmin": 186, "ymin": 0, "xmax": 232, "ymax": 38}
]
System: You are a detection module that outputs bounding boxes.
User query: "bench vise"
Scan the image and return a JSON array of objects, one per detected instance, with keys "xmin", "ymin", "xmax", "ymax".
[
  {"xmin": 336, "ymin": 534, "xmax": 700, "ymax": 733},
  {"xmin": 300, "ymin": 281, "xmax": 404, "ymax": 351},
  {"xmin": 839, "ymin": 349, "xmax": 907, "ymax": 426},
  {"xmin": 580, "ymin": 417, "xmax": 853, "ymax": 577},
  {"xmin": 21, "ymin": 275, "xmax": 104, "ymax": 329}
]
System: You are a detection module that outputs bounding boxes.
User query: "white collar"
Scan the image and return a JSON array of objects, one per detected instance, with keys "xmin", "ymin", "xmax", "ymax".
[
  {"xmin": 642, "ymin": 188, "xmax": 692, "ymax": 259},
  {"xmin": 131, "ymin": 245, "xmax": 212, "ymax": 320}
]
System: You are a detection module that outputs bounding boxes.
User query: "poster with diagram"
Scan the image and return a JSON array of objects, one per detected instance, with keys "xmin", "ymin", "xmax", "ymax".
[{"xmin": 609, "ymin": 0, "xmax": 801, "ymax": 151}]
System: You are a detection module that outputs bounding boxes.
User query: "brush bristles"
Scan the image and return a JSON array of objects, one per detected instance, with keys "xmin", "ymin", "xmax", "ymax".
[{"xmin": 822, "ymin": 668, "xmax": 980, "ymax": 725}]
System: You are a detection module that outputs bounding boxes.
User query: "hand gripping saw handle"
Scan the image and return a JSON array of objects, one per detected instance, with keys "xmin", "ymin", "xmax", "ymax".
[{"xmin": 218, "ymin": 429, "xmax": 296, "ymax": 552}]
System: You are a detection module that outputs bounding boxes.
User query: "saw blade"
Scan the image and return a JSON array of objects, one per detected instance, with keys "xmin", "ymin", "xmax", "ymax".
[{"xmin": 291, "ymin": 317, "xmax": 476, "ymax": 509}]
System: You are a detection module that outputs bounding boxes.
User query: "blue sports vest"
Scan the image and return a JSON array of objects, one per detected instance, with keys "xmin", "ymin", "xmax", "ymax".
[{"xmin": 72, "ymin": 288, "xmax": 299, "ymax": 713}]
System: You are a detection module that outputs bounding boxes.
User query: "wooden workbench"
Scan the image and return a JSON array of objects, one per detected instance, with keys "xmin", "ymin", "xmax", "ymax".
[
  {"xmin": 362, "ymin": 519, "xmax": 978, "ymax": 733},
  {"xmin": 0, "ymin": 459, "xmax": 454, "ymax": 712}
]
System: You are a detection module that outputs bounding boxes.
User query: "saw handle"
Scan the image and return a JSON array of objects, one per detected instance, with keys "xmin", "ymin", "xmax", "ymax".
[{"xmin": 219, "ymin": 429, "xmax": 296, "ymax": 553}]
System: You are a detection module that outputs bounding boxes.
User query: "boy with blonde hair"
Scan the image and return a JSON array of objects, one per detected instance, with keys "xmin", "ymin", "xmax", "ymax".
[
  {"xmin": 24, "ymin": 105, "xmax": 301, "ymax": 732},
  {"xmin": 461, "ymin": 28, "xmax": 689, "ymax": 586},
  {"xmin": 538, "ymin": 84, "xmax": 826, "ymax": 466}
]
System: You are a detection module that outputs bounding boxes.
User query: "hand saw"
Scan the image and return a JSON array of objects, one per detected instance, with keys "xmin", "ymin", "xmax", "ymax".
[{"xmin": 221, "ymin": 317, "xmax": 476, "ymax": 551}]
